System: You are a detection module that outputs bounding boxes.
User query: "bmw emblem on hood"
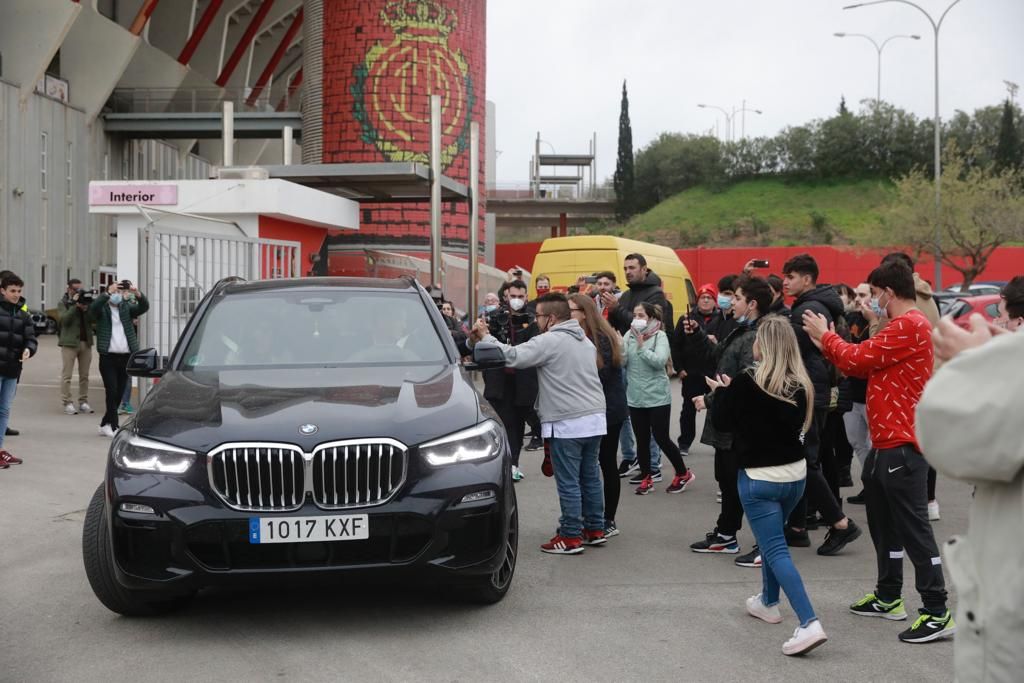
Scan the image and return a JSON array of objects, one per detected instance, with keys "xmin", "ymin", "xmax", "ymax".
[{"xmin": 299, "ymin": 423, "xmax": 318, "ymax": 436}]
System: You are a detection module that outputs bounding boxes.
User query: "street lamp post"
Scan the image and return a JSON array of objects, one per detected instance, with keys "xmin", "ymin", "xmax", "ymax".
[
  {"xmin": 733, "ymin": 100, "xmax": 763, "ymax": 140},
  {"xmin": 844, "ymin": 0, "xmax": 964, "ymax": 290},
  {"xmin": 697, "ymin": 103, "xmax": 731, "ymax": 142},
  {"xmin": 833, "ymin": 32, "xmax": 921, "ymax": 103}
]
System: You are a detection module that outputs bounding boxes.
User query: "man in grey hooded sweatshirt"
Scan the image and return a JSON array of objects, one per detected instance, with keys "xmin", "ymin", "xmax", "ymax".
[{"xmin": 472, "ymin": 292, "xmax": 607, "ymax": 555}]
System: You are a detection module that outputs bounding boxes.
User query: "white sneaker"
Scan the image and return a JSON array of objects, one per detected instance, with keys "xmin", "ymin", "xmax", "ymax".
[
  {"xmin": 64, "ymin": 403, "xmax": 78, "ymax": 415},
  {"xmin": 98, "ymin": 424, "xmax": 116, "ymax": 438},
  {"xmin": 928, "ymin": 500, "xmax": 940, "ymax": 521},
  {"xmin": 746, "ymin": 594, "xmax": 783, "ymax": 624},
  {"xmin": 716, "ymin": 488, "xmax": 722, "ymax": 503},
  {"xmin": 79, "ymin": 402, "xmax": 94, "ymax": 414},
  {"xmin": 782, "ymin": 620, "xmax": 828, "ymax": 656}
]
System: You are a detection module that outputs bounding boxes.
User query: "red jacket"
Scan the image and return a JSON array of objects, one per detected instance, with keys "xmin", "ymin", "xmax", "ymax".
[{"xmin": 820, "ymin": 309, "xmax": 933, "ymax": 451}]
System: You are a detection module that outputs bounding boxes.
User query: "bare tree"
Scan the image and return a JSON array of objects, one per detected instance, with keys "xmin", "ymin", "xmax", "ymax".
[{"xmin": 882, "ymin": 143, "xmax": 1024, "ymax": 290}]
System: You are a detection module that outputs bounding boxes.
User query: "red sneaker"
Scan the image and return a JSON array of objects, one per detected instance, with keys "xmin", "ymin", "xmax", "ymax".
[
  {"xmin": 583, "ymin": 529, "xmax": 607, "ymax": 546},
  {"xmin": 540, "ymin": 534, "xmax": 584, "ymax": 555},
  {"xmin": 0, "ymin": 450, "xmax": 22, "ymax": 465},
  {"xmin": 541, "ymin": 440, "xmax": 553, "ymax": 477},
  {"xmin": 666, "ymin": 470, "xmax": 695, "ymax": 493},
  {"xmin": 635, "ymin": 475, "xmax": 654, "ymax": 495}
]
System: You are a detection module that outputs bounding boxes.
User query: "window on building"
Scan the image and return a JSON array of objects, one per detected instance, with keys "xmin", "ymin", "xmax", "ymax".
[
  {"xmin": 41, "ymin": 132, "xmax": 48, "ymax": 192},
  {"xmin": 175, "ymin": 286, "xmax": 203, "ymax": 318}
]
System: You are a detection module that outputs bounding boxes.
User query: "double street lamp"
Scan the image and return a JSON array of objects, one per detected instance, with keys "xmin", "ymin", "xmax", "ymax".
[
  {"xmin": 697, "ymin": 102, "xmax": 763, "ymax": 142},
  {"xmin": 833, "ymin": 32, "xmax": 920, "ymax": 103},
  {"xmin": 844, "ymin": 0, "xmax": 965, "ymax": 290}
]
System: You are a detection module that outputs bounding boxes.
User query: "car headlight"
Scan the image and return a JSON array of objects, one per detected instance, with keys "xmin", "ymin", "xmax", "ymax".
[
  {"xmin": 111, "ymin": 433, "xmax": 196, "ymax": 474},
  {"xmin": 420, "ymin": 420, "xmax": 505, "ymax": 466}
]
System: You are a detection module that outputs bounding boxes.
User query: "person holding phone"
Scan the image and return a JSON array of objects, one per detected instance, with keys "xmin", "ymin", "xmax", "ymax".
[{"xmin": 90, "ymin": 279, "xmax": 149, "ymax": 437}]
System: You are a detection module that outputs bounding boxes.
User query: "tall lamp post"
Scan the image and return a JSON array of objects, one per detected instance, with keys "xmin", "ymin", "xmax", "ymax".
[
  {"xmin": 844, "ymin": 0, "xmax": 964, "ymax": 290},
  {"xmin": 833, "ymin": 32, "xmax": 921, "ymax": 103},
  {"xmin": 733, "ymin": 101, "xmax": 763, "ymax": 140},
  {"xmin": 697, "ymin": 103, "xmax": 731, "ymax": 142}
]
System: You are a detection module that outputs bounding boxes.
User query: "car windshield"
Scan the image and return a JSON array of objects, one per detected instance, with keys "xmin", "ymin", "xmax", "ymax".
[{"xmin": 180, "ymin": 290, "xmax": 449, "ymax": 369}]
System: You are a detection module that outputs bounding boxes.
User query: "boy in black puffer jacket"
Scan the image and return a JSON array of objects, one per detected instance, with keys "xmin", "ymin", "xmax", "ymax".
[{"xmin": 0, "ymin": 274, "xmax": 38, "ymax": 467}]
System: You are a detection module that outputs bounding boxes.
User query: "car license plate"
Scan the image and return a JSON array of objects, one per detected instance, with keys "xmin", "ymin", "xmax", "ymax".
[{"xmin": 248, "ymin": 515, "xmax": 369, "ymax": 544}]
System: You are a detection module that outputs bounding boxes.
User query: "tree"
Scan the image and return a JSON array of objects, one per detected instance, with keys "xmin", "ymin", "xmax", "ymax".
[
  {"xmin": 613, "ymin": 80, "xmax": 636, "ymax": 220},
  {"xmin": 995, "ymin": 98, "xmax": 1022, "ymax": 172},
  {"xmin": 882, "ymin": 143, "xmax": 1024, "ymax": 289}
]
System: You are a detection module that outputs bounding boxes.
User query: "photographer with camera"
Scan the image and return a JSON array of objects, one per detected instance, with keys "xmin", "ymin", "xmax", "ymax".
[
  {"xmin": 58, "ymin": 279, "xmax": 97, "ymax": 415},
  {"xmin": 481, "ymin": 279, "xmax": 538, "ymax": 482},
  {"xmin": 90, "ymin": 279, "xmax": 148, "ymax": 437}
]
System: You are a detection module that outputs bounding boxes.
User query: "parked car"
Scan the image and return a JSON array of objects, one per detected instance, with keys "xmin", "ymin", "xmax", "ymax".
[
  {"xmin": 82, "ymin": 276, "xmax": 517, "ymax": 616},
  {"xmin": 932, "ymin": 291, "xmax": 963, "ymax": 316},
  {"xmin": 944, "ymin": 282, "xmax": 1005, "ymax": 296},
  {"xmin": 945, "ymin": 294, "xmax": 1002, "ymax": 329},
  {"xmin": 28, "ymin": 309, "xmax": 57, "ymax": 335}
]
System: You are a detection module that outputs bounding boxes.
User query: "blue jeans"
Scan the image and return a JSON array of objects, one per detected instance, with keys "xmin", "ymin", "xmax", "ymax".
[
  {"xmin": 0, "ymin": 376, "xmax": 18, "ymax": 449},
  {"xmin": 738, "ymin": 470, "xmax": 817, "ymax": 627},
  {"xmin": 550, "ymin": 436, "xmax": 605, "ymax": 538},
  {"xmin": 619, "ymin": 369, "xmax": 661, "ymax": 471}
]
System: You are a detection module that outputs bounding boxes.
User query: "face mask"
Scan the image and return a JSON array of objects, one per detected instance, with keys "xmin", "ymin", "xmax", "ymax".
[
  {"xmin": 110, "ymin": 293, "xmax": 123, "ymax": 306},
  {"xmin": 718, "ymin": 295, "xmax": 733, "ymax": 311},
  {"xmin": 869, "ymin": 292, "xmax": 888, "ymax": 317},
  {"xmin": 483, "ymin": 304, "xmax": 498, "ymax": 314},
  {"xmin": 631, "ymin": 318, "xmax": 648, "ymax": 332},
  {"xmin": 536, "ymin": 287, "xmax": 550, "ymax": 297},
  {"xmin": 509, "ymin": 298, "xmax": 525, "ymax": 311},
  {"xmin": 736, "ymin": 314, "xmax": 748, "ymax": 324}
]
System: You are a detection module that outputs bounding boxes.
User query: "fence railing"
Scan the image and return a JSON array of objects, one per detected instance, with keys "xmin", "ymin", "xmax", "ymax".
[
  {"xmin": 487, "ymin": 183, "xmax": 615, "ymax": 201},
  {"xmin": 107, "ymin": 87, "xmax": 298, "ymax": 114}
]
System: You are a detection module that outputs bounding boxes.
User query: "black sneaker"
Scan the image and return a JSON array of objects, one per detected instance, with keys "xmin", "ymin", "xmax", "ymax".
[
  {"xmin": 849, "ymin": 593, "xmax": 908, "ymax": 620},
  {"xmin": 847, "ymin": 491, "xmax": 866, "ymax": 505},
  {"xmin": 525, "ymin": 436, "xmax": 543, "ymax": 451},
  {"xmin": 805, "ymin": 514, "xmax": 822, "ymax": 531},
  {"xmin": 690, "ymin": 530, "xmax": 739, "ymax": 554},
  {"xmin": 628, "ymin": 471, "xmax": 662, "ymax": 485},
  {"xmin": 785, "ymin": 527, "xmax": 811, "ymax": 548},
  {"xmin": 817, "ymin": 519, "xmax": 863, "ymax": 556},
  {"xmin": 617, "ymin": 459, "xmax": 639, "ymax": 478},
  {"xmin": 735, "ymin": 545, "xmax": 761, "ymax": 568},
  {"xmin": 898, "ymin": 610, "xmax": 956, "ymax": 643}
]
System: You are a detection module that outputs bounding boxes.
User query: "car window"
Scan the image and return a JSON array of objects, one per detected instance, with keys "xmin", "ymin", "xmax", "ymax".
[
  {"xmin": 985, "ymin": 303, "xmax": 1000, "ymax": 318},
  {"xmin": 180, "ymin": 290, "xmax": 448, "ymax": 369},
  {"xmin": 949, "ymin": 301, "xmax": 970, "ymax": 318}
]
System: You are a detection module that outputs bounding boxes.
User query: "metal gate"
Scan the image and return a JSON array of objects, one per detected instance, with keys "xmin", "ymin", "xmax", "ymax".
[{"xmin": 137, "ymin": 226, "xmax": 301, "ymax": 359}]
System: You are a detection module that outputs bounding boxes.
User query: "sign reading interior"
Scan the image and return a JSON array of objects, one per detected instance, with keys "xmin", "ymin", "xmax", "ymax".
[{"xmin": 89, "ymin": 184, "xmax": 178, "ymax": 206}]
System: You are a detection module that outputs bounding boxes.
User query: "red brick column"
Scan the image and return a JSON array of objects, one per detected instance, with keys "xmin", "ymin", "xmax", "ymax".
[{"xmin": 317, "ymin": 0, "xmax": 486, "ymax": 259}]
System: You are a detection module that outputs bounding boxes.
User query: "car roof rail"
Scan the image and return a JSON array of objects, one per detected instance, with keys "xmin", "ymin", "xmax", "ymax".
[{"xmin": 211, "ymin": 275, "xmax": 247, "ymax": 295}]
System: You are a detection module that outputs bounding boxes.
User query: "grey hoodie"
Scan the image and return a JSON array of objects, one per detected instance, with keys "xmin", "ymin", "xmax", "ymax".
[{"xmin": 480, "ymin": 319, "xmax": 606, "ymax": 425}]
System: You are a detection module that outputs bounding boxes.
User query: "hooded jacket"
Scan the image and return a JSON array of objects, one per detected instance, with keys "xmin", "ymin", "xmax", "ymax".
[
  {"xmin": 789, "ymin": 284, "xmax": 845, "ymax": 408},
  {"xmin": 0, "ymin": 299, "xmax": 38, "ymax": 379},
  {"xmin": 480, "ymin": 319, "xmax": 606, "ymax": 425},
  {"xmin": 913, "ymin": 272, "xmax": 941, "ymax": 329},
  {"xmin": 608, "ymin": 271, "xmax": 673, "ymax": 336},
  {"xmin": 916, "ymin": 332, "xmax": 1024, "ymax": 682},
  {"xmin": 623, "ymin": 327, "xmax": 672, "ymax": 408}
]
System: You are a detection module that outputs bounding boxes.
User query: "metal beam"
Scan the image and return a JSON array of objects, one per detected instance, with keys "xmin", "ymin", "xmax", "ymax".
[
  {"xmin": 246, "ymin": 7, "xmax": 303, "ymax": 106},
  {"xmin": 102, "ymin": 111, "xmax": 302, "ymax": 139},
  {"xmin": 178, "ymin": 0, "xmax": 224, "ymax": 65},
  {"xmin": 215, "ymin": 0, "xmax": 276, "ymax": 87},
  {"xmin": 430, "ymin": 94, "xmax": 443, "ymax": 289},
  {"xmin": 468, "ymin": 121, "xmax": 480, "ymax": 323},
  {"xmin": 129, "ymin": 0, "xmax": 161, "ymax": 36},
  {"xmin": 276, "ymin": 67, "xmax": 302, "ymax": 111}
]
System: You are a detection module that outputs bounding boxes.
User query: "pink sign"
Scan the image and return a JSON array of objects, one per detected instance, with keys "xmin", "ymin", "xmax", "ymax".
[{"xmin": 89, "ymin": 184, "xmax": 178, "ymax": 206}]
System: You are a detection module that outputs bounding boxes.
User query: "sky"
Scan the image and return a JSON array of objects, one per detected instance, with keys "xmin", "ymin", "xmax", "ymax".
[{"xmin": 486, "ymin": 0, "xmax": 1024, "ymax": 186}]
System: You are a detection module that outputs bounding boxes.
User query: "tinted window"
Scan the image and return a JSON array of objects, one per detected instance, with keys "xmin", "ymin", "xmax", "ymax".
[
  {"xmin": 180, "ymin": 290, "xmax": 447, "ymax": 369},
  {"xmin": 949, "ymin": 301, "xmax": 970, "ymax": 318},
  {"xmin": 985, "ymin": 303, "xmax": 1000, "ymax": 318}
]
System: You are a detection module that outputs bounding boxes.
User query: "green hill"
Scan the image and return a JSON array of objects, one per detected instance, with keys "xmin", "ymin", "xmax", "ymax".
[{"xmin": 600, "ymin": 177, "xmax": 895, "ymax": 248}]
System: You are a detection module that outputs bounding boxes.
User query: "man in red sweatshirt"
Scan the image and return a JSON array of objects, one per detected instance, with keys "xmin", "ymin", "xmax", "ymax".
[{"xmin": 802, "ymin": 260, "xmax": 954, "ymax": 645}]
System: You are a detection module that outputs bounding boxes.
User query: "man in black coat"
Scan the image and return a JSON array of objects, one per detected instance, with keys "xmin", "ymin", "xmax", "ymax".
[
  {"xmin": 0, "ymin": 273, "xmax": 38, "ymax": 466},
  {"xmin": 781, "ymin": 254, "xmax": 861, "ymax": 556},
  {"xmin": 604, "ymin": 253, "xmax": 674, "ymax": 335}
]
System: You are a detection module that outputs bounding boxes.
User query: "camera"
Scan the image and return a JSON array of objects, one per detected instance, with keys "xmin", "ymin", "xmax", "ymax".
[
  {"xmin": 73, "ymin": 287, "xmax": 98, "ymax": 305},
  {"xmin": 118, "ymin": 279, "xmax": 133, "ymax": 290},
  {"xmin": 486, "ymin": 304, "xmax": 532, "ymax": 344}
]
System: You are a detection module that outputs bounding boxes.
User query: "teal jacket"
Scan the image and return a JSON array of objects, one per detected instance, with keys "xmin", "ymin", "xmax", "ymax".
[
  {"xmin": 623, "ymin": 329, "xmax": 672, "ymax": 408},
  {"xmin": 89, "ymin": 292, "xmax": 149, "ymax": 354}
]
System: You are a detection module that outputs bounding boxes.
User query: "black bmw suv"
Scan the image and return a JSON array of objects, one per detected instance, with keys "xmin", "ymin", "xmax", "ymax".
[{"xmin": 83, "ymin": 277, "xmax": 517, "ymax": 616}]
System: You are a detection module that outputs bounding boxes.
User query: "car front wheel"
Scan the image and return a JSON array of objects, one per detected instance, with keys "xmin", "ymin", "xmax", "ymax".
[
  {"xmin": 81, "ymin": 484, "xmax": 194, "ymax": 617},
  {"xmin": 459, "ymin": 493, "xmax": 518, "ymax": 605}
]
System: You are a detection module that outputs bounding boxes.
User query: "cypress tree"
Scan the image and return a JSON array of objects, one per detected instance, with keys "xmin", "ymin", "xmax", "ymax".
[
  {"xmin": 613, "ymin": 80, "xmax": 636, "ymax": 221},
  {"xmin": 994, "ymin": 99, "xmax": 1022, "ymax": 172}
]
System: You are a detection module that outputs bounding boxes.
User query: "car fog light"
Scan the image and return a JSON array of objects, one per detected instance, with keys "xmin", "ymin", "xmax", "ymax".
[
  {"xmin": 460, "ymin": 490, "xmax": 495, "ymax": 504},
  {"xmin": 120, "ymin": 502, "xmax": 156, "ymax": 515}
]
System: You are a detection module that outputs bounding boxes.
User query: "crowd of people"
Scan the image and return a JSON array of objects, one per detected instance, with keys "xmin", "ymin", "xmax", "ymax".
[
  {"xmin": 0, "ymin": 271, "xmax": 149, "ymax": 470},
  {"xmin": 463, "ymin": 252, "xmax": 1023, "ymax": 662}
]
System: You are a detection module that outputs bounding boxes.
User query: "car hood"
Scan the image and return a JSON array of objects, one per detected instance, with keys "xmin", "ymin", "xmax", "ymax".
[{"xmin": 133, "ymin": 364, "xmax": 482, "ymax": 453}]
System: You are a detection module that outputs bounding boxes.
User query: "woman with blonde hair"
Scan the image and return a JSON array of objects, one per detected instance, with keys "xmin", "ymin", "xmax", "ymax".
[
  {"xmin": 707, "ymin": 315, "xmax": 826, "ymax": 656},
  {"xmin": 568, "ymin": 294, "xmax": 627, "ymax": 536}
]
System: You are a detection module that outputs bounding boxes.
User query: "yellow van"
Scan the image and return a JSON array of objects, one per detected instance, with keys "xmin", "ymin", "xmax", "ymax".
[{"xmin": 529, "ymin": 236, "xmax": 695, "ymax": 324}]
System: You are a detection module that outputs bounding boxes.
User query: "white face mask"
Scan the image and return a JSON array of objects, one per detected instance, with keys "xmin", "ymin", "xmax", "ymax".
[
  {"xmin": 631, "ymin": 318, "xmax": 647, "ymax": 332},
  {"xmin": 509, "ymin": 297, "xmax": 525, "ymax": 311}
]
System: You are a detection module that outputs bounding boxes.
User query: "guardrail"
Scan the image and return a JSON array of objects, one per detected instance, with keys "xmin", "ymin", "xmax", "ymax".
[
  {"xmin": 487, "ymin": 183, "xmax": 615, "ymax": 201},
  {"xmin": 107, "ymin": 87, "xmax": 296, "ymax": 114}
]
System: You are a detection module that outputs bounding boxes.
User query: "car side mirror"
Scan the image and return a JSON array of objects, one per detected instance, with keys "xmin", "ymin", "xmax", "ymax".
[
  {"xmin": 127, "ymin": 348, "xmax": 167, "ymax": 378},
  {"xmin": 465, "ymin": 342, "xmax": 506, "ymax": 371}
]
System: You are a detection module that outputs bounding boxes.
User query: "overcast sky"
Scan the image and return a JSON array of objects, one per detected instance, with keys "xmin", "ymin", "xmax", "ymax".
[{"xmin": 486, "ymin": 0, "xmax": 1024, "ymax": 185}]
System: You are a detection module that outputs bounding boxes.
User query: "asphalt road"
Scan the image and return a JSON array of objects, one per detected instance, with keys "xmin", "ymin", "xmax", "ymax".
[{"xmin": 0, "ymin": 336, "xmax": 962, "ymax": 682}]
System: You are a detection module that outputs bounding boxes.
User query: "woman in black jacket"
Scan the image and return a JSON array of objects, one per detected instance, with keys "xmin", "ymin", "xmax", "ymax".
[
  {"xmin": 569, "ymin": 294, "xmax": 627, "ymax": 537},
  {"xmin": 706, "ymin": 315, "xmax": 827, "ymax": 656},
  {"xmin": 0, "ymin": 274, "xmax": 38, "ymax": 467}
]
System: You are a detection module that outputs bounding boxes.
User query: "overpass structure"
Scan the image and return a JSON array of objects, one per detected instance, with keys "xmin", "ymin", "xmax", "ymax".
[{"xmin": 487, "ymin": 194, "xmax": 615, "ymax": 237}]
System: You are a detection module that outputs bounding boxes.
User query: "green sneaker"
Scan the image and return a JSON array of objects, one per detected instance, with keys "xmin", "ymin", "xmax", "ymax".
[
  {"xmin": 511, "ymin": 466, "xmax": 525, "ymax": 482},
  {"xmin": 118, "ymin": 402, "xmax": 134, "ymax": 415},
  {"xmin": 849, "ymin": 593, "xmax": 908, "ymax": 620},
  {"xmin": 898, "ymin": 610, "xmax": 956, "ymax": 643}
]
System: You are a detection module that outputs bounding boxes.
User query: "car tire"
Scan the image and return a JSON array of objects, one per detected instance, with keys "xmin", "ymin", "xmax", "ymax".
[
  {"xmin": 82, "ymin": 484, "xmax": 194, "ymax": 617},
  {"xmin": 459, "ymin": 494, "xmax": 518, "ymax": 605},
  {"xmin": 45, "ymin": 317, "xmax": 58, "ymax": 335}
]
